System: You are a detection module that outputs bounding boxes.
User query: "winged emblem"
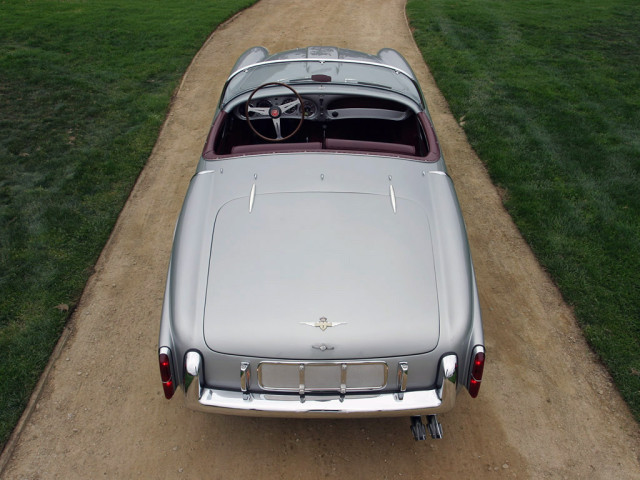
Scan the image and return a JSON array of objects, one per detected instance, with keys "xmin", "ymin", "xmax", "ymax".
[{"xmin": 300, "ymin": 317, "xmax": 347, "ymax": 331}]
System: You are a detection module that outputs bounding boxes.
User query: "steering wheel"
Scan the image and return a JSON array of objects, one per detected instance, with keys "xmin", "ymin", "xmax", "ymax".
[{"xmin": 245, "ymin": 82, "xmax": 304, "ymax": 142}]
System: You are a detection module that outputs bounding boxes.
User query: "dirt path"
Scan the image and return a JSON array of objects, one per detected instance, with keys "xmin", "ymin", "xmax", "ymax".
[{"xmin": 2, "ymin": 0, "xmax": 639, "ymax": 478}]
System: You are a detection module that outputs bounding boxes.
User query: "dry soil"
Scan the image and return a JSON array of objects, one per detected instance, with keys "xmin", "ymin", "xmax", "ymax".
[{"xmin": 2, "ymin": 0, "xmax": 639, "ymax": 478}]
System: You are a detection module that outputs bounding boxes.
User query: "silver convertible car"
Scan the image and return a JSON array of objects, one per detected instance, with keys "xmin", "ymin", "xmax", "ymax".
[{"xmin": 158, "ymin": 46, "xmax": 485, "ymax": 441}]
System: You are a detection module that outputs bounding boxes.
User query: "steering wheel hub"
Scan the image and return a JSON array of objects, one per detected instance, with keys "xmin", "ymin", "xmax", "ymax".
[{"xmin": 269, "ymin": 107, "xmax": 282, "ymax": 118}]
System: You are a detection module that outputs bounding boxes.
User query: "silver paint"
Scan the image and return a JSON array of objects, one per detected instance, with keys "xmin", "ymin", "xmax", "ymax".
[{"xmin": 158, "ymin": 46, "xmax": 484, "ymax": 425}]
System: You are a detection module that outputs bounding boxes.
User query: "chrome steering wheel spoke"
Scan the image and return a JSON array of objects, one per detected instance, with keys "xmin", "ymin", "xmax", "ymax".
[
  {"xmin": 272, "ymin": 117, "xmax": 283, "ymax": 140},
  {"xmin": 279, "ymin": 98, "xmax": 300, "ymax": 114},
  {"xmin": 247, "ymin": 105, "xmax": 270, "ymax": 116}
]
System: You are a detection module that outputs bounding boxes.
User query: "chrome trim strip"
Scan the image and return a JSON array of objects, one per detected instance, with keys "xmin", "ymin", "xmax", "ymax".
[
  {"xmin": 397, "ymin": 362, "xmax": 408, "ymax": 400},
  {"xmin": 240, "ymin": 362, "xmax": 250, "ymax": 393},
  {"xmin": 222, "ymin": 58, "xmax": 426, "ymax": 110},
  {"xmin": 159, "ymin": 346, "xmax": 172, "ymax": 359},
  {"xmin": 340, "ymin": 364, "xmax": 348, "ymax": 395},
  {"xmin": 472, "ymin": 345, "xmax": 485, "ymax": 357},
  {"xmin": 298, "ymin": 364, "xmax": 305, "ymax": 396},
  {"xmin": 389, "ymin": 184, "xmax": 397, "ymax": 213},
  {"xmin": 187, "ymin": 390, "xmax": 453, "ymax": 418},
  {"xmin": 256, "ymin": 361, "xmax": 388, "ymax": 393},
  {"xmin": 249, "ymin": 183, "xmax": 256, "ymax": 213},
  {"xmin": 228, "ymin": 58, "xmax": 414, "ymax": 85},
  {"xmin": 183, "ymin": 356, "xmax": 457, "ymax": 418}
]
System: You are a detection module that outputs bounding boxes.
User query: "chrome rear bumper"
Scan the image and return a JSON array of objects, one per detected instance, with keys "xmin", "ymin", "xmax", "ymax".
[{"xmin": 183, "ymin": 354, "xmax": 458, "ymax": 418}]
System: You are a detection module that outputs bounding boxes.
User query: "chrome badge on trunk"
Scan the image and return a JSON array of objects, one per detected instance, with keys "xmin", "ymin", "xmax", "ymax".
[{"xmin": 300, "ymin": 317, "xmax": 347, "ymax": 331}]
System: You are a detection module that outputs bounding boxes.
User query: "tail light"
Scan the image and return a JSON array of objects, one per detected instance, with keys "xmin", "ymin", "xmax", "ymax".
[
  {"xmin": 468, "ymin": 347, "xmax": 485, "ymax": 398},
  {"xmin": 159, "ymin": 347, "xmax": 175, "ymax": 399}
]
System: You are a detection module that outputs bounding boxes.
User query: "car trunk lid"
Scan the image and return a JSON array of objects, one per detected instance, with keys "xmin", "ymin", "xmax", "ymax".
[{"xmin": 203, "ymin": 191, "xmax": 439, "ymax": 359}]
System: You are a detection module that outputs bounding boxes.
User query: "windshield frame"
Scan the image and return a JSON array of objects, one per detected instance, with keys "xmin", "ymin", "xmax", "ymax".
[{"xmin": 220, "ymin": 58, "xmax": 426, "ymax": 109}]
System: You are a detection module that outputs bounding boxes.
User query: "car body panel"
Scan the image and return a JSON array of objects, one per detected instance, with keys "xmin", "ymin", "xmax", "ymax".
[
  {"xmin": 204, "ymin": 191, "xmax": 439, "ymax": 359},
  {"xmin": 158, "ymin": 47, "xmax": 485, "ymax": 428}
]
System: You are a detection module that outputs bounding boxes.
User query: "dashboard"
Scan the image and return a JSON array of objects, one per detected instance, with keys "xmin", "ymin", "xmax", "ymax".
[{"xmin": 234, "ymin": 94, "xmax": 413, "ymax": 123}]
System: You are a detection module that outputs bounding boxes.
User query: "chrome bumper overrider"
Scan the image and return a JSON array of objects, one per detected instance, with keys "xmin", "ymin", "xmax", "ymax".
[{"xmin": 183, "ymin": 354, "xmax": 458, "ymax": 418}]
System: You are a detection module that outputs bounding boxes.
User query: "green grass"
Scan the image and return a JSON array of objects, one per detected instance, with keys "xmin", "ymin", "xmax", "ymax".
[
  {"xmin": 407, "ymin": 0, "xmax": 640, "ymax": 419},
  {"xmin": 0, "ymin": 0, "xmax": 256, "ymax": 450}
]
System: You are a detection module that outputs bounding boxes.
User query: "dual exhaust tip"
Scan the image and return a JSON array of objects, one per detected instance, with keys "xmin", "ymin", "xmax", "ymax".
[{"xmin": 410, "ymin": 415, "xmax": 443, "ymax": 441}]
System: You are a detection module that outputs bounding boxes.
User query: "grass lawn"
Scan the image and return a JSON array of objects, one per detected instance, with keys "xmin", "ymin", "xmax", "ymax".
[
  {"xmin": 407, "ymin": 0, "xmax": 640, "ymax": 419},
  {"xmin": 0, "ymin": 0, "xmax": 256, "ymax": 450}
]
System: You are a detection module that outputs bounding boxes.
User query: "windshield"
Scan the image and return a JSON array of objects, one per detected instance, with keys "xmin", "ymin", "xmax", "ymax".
[{"xmin": 221, "ymin": 59, "xmax": 424, "ymax": 107}]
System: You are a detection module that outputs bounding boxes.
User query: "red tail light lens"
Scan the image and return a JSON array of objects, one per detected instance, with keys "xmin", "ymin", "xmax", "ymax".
[
  {"xmin": 469, "ymin": 350, "xmax": 485, "ymax": 398},
  {"xmin": 159, "ymin": 351, "xmax": 175, "ymax": 399},
  {"xmin": 472, "ymin": 352, "xmax": 485, "ymax": 381},
  {"xmin": 162, "ymin": 379, "xmax": 174, "ymax": 399},
  {"xmin": 159, "ymin": 353, "xmax": 171, "ymax": 381}
]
